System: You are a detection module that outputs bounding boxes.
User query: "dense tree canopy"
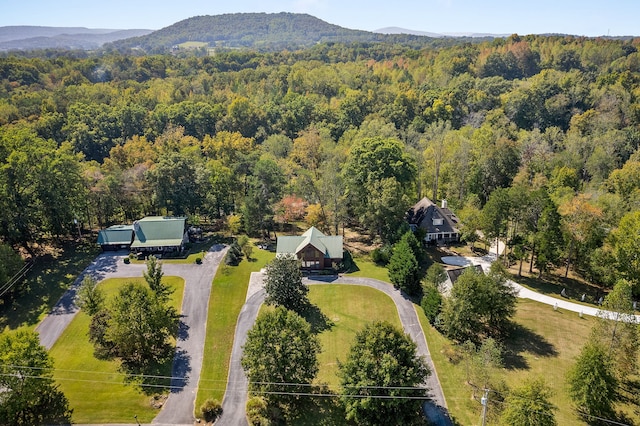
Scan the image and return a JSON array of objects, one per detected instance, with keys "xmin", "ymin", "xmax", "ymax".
[{"xmin": 0, "ymin": 35, "xmax": 639, "ymax": 293}]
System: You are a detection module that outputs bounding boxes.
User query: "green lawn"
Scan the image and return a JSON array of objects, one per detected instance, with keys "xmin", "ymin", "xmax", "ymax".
[
  {"xmin": 195, "ymin": 248, "xmax": 275, "ymax": 413},
  {"xmin": 0, "ymin": 239, "xmax": 99, "ymax": 331},
  {"xmin": 308, "ymin": 284, "xmax": 402, "ymax": 387},
  {"xmin": 347, "ymin": 254, "xmax": 390, "ymax": 282},
  {"xmin": 177, "ymin": 41, "xmax": 209, "ymax": 48},
  {"xmin": 50, "ymin": 276, "xmax": 184, "ymax": 424},
  {"xmin": 417, "ymin": 307, "xmax": 480, "ymax": 426},
  {"xmin": 418, "ymin": 298, "xmax": 640, "ymax": 425},
  {"xmin": 287, "ymin": 284, "xmax": 403, "ymax": 425}
]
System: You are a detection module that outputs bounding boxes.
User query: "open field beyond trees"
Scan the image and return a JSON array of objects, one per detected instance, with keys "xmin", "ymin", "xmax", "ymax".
[
  {"xmin": 49, "ymin": 276, "xmax": 185, "ymax": 424},
  {"xmin": 419, "ymin": 297, "xmax": 640, "ymax": 425}
]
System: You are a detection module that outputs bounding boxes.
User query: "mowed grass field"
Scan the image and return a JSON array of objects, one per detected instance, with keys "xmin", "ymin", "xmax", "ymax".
[
  {"xmin": 50, "ymin": 276, "xmax": 184, "ymax": 424},
  {"xmin": 418, "ymin": 298, "xmax": 640, "ymax": 425},
  {"xmin": 308, "ymin": 284, "xmax": 401, "ymax": 387},
  {"xmin": 195, "ymin": 247, "xmax": 274, "ymax": 412}
]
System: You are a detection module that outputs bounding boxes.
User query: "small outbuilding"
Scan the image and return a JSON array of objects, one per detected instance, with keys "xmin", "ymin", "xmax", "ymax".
[
  {"xmin": 97, "ymin": 224, "xmax": 135, "ymax": 251},
  {"xmin": 276, "ymin": 226, "xmax": 343, "ymax": 269},
  {"xmin": 446, "ymin": 264, "xmax": 484, "ymax": 285}
]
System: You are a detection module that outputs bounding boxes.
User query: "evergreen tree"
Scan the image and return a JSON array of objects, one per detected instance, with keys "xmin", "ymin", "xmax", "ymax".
[
  {"xmin": 264, "ymin": 254, "xmax": 309, "ymax": 313},
  {"xmin": 567, "ymin": 341, "xmax": 618, "ymax": 421},
  {"xmin": 501, "ymin": 377, "xmax": 557, "ymax": 426},
  {"xmin": 387, "ymin": 237, "xmax": 421, "ymax": 295}
]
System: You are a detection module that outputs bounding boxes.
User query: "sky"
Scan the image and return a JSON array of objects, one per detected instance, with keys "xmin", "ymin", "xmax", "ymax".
[{"xmin": 0, "ymin": 0, "xmax": 638, "ymax": 37}]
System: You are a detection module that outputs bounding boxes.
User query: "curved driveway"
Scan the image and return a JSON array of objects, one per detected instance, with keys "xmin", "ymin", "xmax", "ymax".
[
  {"xmin": 35, "ymin": 244, "xmax": 228, "ymax": 426},
  {"xmin": 441, "ymin": 253, "xmax": 640, "ymax": 322},
  {"xmin": 218, "ymin": 275, "xmax": 452, "ymax": 426}
]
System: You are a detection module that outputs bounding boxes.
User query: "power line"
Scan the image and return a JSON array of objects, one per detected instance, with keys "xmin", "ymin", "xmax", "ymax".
[
  {"xmin": 0, "ymin": 364, "xmax": 630, "ymax": 426},
  {"xmin": 0, "ymin": 372, "xmax": 432, "ymax": 400},
  {"xmin": 1, "ymin": 363, "xmax": 431, "ymax": 391}
]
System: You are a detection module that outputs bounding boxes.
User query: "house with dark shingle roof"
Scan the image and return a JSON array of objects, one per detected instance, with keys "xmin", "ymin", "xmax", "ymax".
[
  {"xmin": 276, "ymin": 226, "xmax": 343, "ymax": 269},
  {"xmin": 97, "ymin": 216, "xmax": 188, "ymax": 253},
  {"xmin": 446, "ymin": 265, "xmax": 484, "ymax": 285},
  {"xmin": 406, "ymin": 197, "xmax": 460, "ymax": 245}
]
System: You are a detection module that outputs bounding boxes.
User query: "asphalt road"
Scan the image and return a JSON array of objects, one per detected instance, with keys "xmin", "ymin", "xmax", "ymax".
[
  {"xmin": 35, "ymin": 244, "xmax": 228, "ymax": 425},
  {"xmin": 35, "ymin": 250, "xmax": 138, "ymax": 349},
  {"xmin": 217, "ymin": 275, "xmax": 453, "ymax": 426}
]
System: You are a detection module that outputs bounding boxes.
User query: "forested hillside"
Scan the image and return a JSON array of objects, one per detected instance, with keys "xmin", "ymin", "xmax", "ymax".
[
  {"xmin": 0, "ymin": 28, "xmax": 153, "ymax": 51},
  {"xmin": 1, "ymin": 34, "xmax": 640, "ymax": 296},
  {"xmin": 107, "ymin": 12, "xmax": 482, "ymax": 52}
]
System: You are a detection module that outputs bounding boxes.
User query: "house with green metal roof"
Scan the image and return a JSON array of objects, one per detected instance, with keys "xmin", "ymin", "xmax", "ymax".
[
  {"xmin": 276, "ymin": 226, "xmax": 343, "ymax": 269},
  {"xmin": 97, "ymin": 224, "xmax": 135, "ymax": 251},
  {"xmin": 97, "ymin": 216, "xmax": 188, "ymax": 253},
  {"xmin": 131, "ymin": 216, "xmax": 188, "ymax": 253}
]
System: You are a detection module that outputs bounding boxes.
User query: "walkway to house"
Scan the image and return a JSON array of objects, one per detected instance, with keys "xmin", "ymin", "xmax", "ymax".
[
  {"xmin": 217, "ymin": 273, "xmax": 453, "ymax": 426},
  {"xmin": 35, "ymin": 244, "xmax": 228, "ymax": 426}
]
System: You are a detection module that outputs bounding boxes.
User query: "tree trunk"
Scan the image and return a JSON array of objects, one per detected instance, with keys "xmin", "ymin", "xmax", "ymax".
[
  {"xmin": 518, "ymin": 255, "xmax": 524, "ymax": 277},
  {"xmin": 565, "ymin": 240, "xmax": 573, "ymax": 278},
  {"xmin": 529, "ymin": 242, "xmax": 536, "ymax": 274}
]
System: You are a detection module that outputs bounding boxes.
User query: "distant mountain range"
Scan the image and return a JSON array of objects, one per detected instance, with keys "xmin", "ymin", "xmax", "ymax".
[
  {"xmin": 0, "ymin": 14, "xmax": 507, "ymax": 53},
  {"xmin": 0, "ymin": 26, "xmax": 152, "ymax": 51},
  {"xmin": 108, "ymin": 13, "xmax": 452, "ymax": 52},
  {"xmin": 375, "ymin": 27, "xmax": 509, "ymax": 38}
]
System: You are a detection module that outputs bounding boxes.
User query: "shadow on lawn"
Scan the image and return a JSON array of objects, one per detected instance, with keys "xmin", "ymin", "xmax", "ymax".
[
  {"xmin": 302, "ymin": 303, "xmax": 334, "ymax": 334},
  {"xmin": 288, "ymin": 385, "xmax": 346, "ymax": 426},
  {"xmin": 503, "ymin": 323, "xmax": 558, "ymax": 370},
  {"xmin": 0, "ymin": 239, "xmax": 99, "ymax": 330},
  {"xmin": 123, "ymin": 347, "xmax": 189, "ymax": 396},
  {"xmin": 510, "ymin": 267, "xmax": 604, "ymax": 306}
]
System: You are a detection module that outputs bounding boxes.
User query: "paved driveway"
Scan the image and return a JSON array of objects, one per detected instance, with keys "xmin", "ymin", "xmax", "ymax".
[
  {"xmin": 35, "ymin": 245, "xmax": 228, "ymax": 425},
  {"xmin": 153, "ymin": 245, "xmax": 228, "ymax": 425},
  {"xmin": 218, "ymin": 275, "xmax": 453, "ymax": 426},
  {"xmin": 441, "ymin": 255, "xmax": 640, "ymax": 322}
]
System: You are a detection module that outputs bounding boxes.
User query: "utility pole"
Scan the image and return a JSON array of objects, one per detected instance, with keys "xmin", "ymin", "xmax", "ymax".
[{"xmin": 480, "ymin": 388, "xmax": 490, "ymax": 426}]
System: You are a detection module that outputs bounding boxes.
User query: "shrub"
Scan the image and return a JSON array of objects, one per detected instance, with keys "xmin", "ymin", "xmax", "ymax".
[
  {"xmin": 421, "ymin": 283, "xmax": 442, "ymax": 325},
  {"xmin": 337, "ymin": 250, "xmax": 355, "ymax": 273},
  {"xmin": 371, "ymin": 245, "xmax": 391, "ymax": 265},
  {"xmin": 123, "ymin": 257, "xmax": 130, "ymax": 264},
  {"xmin": 246, "ymin": 396, "xmax": 270, "ymax": 425},
  {"xmin": 195, "ymin": 257, "xmax": 202, "ymax": 264},
  {"xmin": 224, "ymin": 242, "xmax": 243, "ymax": 266},
  {"xmin": 200, "ymin": 398, "xmax": 222, "ymax": 423}
]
